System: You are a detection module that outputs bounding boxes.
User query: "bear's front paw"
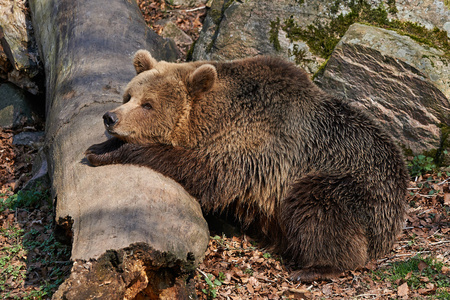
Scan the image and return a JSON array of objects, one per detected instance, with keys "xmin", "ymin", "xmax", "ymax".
[
  {"xmin": 85, "ymin": 143, "xmax": 104, "ymax": 156},
  {"xmin": 85, "ymin": 149, "xmax": 118, "ymax": 166},
  {"xmin": 85, "ymin": 138, "xmax": 126, "ymax": 166},
  {"xmin": 85, "ymin": 137, "xmax": 125, "ymax": 155},
  {"xmin": 85, "ymin": 152, "xmax": 108, "ymax": 166}
]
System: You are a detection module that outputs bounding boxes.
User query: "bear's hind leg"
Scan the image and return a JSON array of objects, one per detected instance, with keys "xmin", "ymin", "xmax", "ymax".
[{"xmin": 281, "ymin": 173, "xmax": 369, "ymax": 282}]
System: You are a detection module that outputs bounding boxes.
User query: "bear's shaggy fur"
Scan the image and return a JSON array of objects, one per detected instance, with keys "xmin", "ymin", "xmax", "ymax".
[{"xmin": 86, "ymin": 50, "xmax": 408, "ymax": 281}]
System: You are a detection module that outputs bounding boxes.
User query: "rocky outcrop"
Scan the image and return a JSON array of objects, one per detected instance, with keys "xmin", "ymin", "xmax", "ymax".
[
  {"xmin": 161, "ymin": 21, "xmax": 193, "ymax": 56},
  {"xmin": 193, "ymin": 0, "xmax": 449, "ymax": 68},
  {"xmin": 29, "ymin": 0, "xmax": 208, "ymax": 298},
  {"xmin": 314, "ymin": 23, "xmax": 449, "ymax": 153},
  {"xmin": 0, "ymin": 0, "xmax": 41, "ymax": 94},
  {"xmin": 0, "ymin": 82, "xmax": 43, "ymax": 128},
  {"xmin": 394, "ymin": 0, "xmax": 450, "ymax": 36},
  {"xmin": 192, "ymin": 0, "xmax": 449, "ymax": 153},
  {"xmin": 191, "ymin": 0, "xmax": 325, "ymax": 73}
]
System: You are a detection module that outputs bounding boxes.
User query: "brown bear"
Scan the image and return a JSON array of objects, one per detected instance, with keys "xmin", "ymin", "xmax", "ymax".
[{"xmin": 86, "ymin": 50, "xmax": 408, "ymax": 281}]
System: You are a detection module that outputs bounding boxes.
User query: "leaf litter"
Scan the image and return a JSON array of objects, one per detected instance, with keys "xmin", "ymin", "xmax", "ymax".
[{"xmin": 194, "ymin": 173, "xmax": 450, "ymax": 299}]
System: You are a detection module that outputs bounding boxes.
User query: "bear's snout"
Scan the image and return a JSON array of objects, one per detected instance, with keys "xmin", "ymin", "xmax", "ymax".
[{"xmin": 103, "ymin": 111, "xmax": 118, "ymax": 128}]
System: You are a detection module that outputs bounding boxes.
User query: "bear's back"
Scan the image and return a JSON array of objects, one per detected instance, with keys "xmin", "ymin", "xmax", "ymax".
[{"xmin": 204, "ymin": 56, "xmax": 406, "ymax": 184}]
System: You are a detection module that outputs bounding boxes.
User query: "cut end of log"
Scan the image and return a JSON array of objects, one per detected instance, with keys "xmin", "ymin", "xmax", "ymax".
[{"xmin": 53, "ymin": 243, "xmax": 197, "ymax": 300}]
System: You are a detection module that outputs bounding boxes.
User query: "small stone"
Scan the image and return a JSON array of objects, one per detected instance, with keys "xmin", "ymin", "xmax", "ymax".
[
  {"xmin": 161, "ymin": 22, "xmax": 193, "ymax": 47},
  {"xmin": 12, "ymin": 131, "xmax": 45, "ymax": 147}
]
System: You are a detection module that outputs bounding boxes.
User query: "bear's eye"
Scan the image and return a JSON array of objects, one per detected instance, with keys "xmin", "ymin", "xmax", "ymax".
[
  {"xmin": 142, "ymin": 103, "xmax": 153, "ymax": 110},
  {"xmin": 123, "ymin": 93, "xmax": 131, "ymax": 103}
]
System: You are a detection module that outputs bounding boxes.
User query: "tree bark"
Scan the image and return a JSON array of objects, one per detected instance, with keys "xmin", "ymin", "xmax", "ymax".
[{"xmin": 29, "ymin": 0, "xmax": 209, "ymax": 299}]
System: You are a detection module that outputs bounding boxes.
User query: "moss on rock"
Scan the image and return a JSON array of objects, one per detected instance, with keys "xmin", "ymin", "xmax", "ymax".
[{"xmin": 282, "ymin": 0, "xmax": 449, "ymax": 59}]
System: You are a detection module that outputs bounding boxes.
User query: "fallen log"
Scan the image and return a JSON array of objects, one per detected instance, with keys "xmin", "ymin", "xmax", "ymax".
[{"xmin": 29, "ymin": 0, "xmax": 209, "ymax": 298}]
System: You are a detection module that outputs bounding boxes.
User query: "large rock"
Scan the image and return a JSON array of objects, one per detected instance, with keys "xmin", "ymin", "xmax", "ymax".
[
  {"xmin": 0, "ymin": 0, "xmax": 41, "ymax": 94},
  {"xmin": 314, "ymin": 23, "xmax": 450, "ymax": 153},
  {"xmin": 0, "ymin": 82, "xmax": 43, "ymax": 128},
  {"xmin": 394, "ymin": 0, "xmax": 450, "ymax": 36},
  {"xmin": 30, "ymin": 0, "xmax": 208, "ymax": 298},
  {"xmin": 193, "ymin": 1, "xmax": 449, "ymax": 152},
  {"xmin": 192, "ymin": 0, "xmax": 450, "ymax": 70},
  {"xmin": 192, "ymin": 0, "xmax": 324, "ymax": 73}
]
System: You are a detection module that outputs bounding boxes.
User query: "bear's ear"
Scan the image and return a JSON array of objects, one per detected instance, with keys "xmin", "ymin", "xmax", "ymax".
[
  {"xmin": 188, "ymin": 64, "xmax": 217, "ymax": 97},
  {"xmin": 133, "ymin": 50, "xmax": 157, "ymax": 74}
]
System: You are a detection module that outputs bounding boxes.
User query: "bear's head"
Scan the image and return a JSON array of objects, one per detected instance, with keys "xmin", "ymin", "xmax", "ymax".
[{"xmin": 103, "ymin": 50, "xmax": 217, "ymax": 146}]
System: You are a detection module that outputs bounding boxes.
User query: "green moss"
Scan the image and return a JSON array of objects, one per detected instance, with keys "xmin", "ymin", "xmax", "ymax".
[
  {"xmin": 403, "ymin": 124, "xmax": 450, "ymax": 169},
  {"xmin": 209, "ymin": 0, "xmax": 234, "ymax": 24},
  {"xmin": 283, "ymin": 0, "xmax": 450, "ymax": 59},
  {"xmin": 421, "ymin": 54, "xmax": 436, "ymax": 68},
  {"xmin": 386, "ymin": 20, "xmax": 449, "ymax": 56},
  {"xmin": 269, "ymin": 17, "xmax": 282, "ymax": 51},
  {"xmin": 209, "ymin": 9, "xmax": 223, "ymax": 25},
  {"xmin": 186, "ymin": 40, "xmax": 196, "ymax": 61},
  {"xmin": 223, "ymin": 0, "xmax": 234, "ymax": 10},
  {"xmin": 434, "ymin": 123, "xmax": 450, "ymax": 167},
  {"xmin": 206, "ymin": 0, "xmax": 235, "ymax": 54},
  {"xmin": 386, "ymin": 0, "xmax": 397, "ymax": 14},
  {"xmin": 312, "ymin": 58, "xmax": 330, "ymax": 80},
  {"xmin": 330, "ymin": 0, "xmax": 343, "ymax": 15},
  {"xmin": 288, "ymin": 44, "xmax": 307, "ymax": 64},
  {"xmin": 445, "ymin": 0, "xmax": 450, "ymax": 10}
]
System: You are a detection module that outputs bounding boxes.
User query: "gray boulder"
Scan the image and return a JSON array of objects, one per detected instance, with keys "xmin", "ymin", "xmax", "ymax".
[
  {"xmin": 192, "ymin": 0, "xmax": 324, "ymax": 73},
  {"xmin": 192, "ymin": 0, "xmax": 449, "ymax": 71},
  {"xmin": 0, "ymin": 83, "xmax": 42, "ymax": 128},
  {"xmin": 394, "ymin": 0, "xmax": 450, "ymax": 36},
  {"xmin": 0, "ymin": 0, "xmax": 41, "ymax": 94},
  {"xmin": 314, "ymin": 23, "xmax": 450, "ymax": 153},
  {"xmin": 192, "ymin": 1, "xmax": 449, "ymax": 153}
]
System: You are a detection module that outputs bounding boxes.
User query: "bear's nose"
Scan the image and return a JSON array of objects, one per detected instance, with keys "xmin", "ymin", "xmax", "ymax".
[{"xmin": 103, "ymin": 112, "xmax": 118, "ymax": 127}]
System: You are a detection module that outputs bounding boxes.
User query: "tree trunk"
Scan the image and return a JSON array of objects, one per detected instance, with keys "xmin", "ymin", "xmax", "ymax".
[{"xmin": 29, "ymin": 0, "xmax": 209, "ymax": 299}]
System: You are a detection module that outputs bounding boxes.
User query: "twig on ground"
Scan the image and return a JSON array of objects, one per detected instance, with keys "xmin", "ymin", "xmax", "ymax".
[
  {"xmin": 355, "ymin": 294, "xmax": 378, "ymax": 298},
  {"xmin": 437, "ymin": 177, "xmax": 450, "ymax": 185},
  {"xmin": 197, "ymin": 268, "xmax": 209, "ymax": 279},
  {"xmin": 185, "ymin": 6, "xmax": 206, "ymax": 12},
  {"xmin": 430, "ymin": 240, "xmax": 450, "ymax": 246},
  {"xmin": 417, "ymin": 208, "xmax": 433, "ymax": 216}
]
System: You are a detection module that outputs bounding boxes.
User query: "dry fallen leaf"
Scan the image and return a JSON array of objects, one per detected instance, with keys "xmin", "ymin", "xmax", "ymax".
[
  {"xmin": 398, "ymin": 282, "xmax": 409, "ymax": 297},
  {"xmin": 444, "ymin": 193, "xmax": 450, "ymax": 205},
  {"xmin": 404, "ymin": 271, "xmax": 412, "ymax": 280},
  {"xmin": 322, "ymin": 285, "xmax": 333, "ymax": 296},
  {"xmin": 418, "ymin": 260, "xmax": 428, "ymax": 272}
]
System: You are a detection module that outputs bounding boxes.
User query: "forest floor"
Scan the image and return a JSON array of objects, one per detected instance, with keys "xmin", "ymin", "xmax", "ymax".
[
  {"xmin": 1, "ymin": 119, "xmax": 449, "ymax": 300},
  {"xmin": 1, "ymin": 1, "xmax": 449, "ymax": 299}
]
